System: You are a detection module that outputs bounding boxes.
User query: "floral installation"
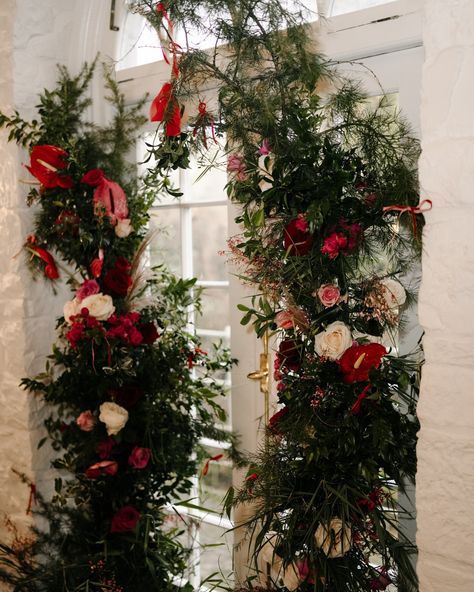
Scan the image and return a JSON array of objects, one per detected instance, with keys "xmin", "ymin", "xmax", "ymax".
[
  {"xmin": 128, "ymin": 0, "xmax": 428, "ymax": 590},
  {"xmin": 0, "ymin": 62, "xmax": 236, "ymax": 591}
]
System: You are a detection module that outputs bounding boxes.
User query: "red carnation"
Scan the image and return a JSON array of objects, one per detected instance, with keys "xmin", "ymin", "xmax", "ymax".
[
  {"xmin": 110, "ymin": 505, "xmax": 140, "ymax": 533},
  {"xmin": 85, "ymin": 460, "xmax": 118, "ymax": 479},
  {"xmin": 26, "ymin": 145, "xmax": 73, "ymax": 189},
  {"xmin": 150, "ymin": 82, "xmax": 181, "ymax": 136},
  {"xmin": 339, "ymin": 343, "xmax": 387, "ymax": 384},
  {"xmin": 283, "ymin": 215, "xmax": 313, "ymax": 256}
]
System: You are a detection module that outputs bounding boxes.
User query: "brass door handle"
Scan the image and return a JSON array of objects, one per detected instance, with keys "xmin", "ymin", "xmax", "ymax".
[{"xmin": 246, "ymin": 332, "xmax": 271, "ymax": 425}]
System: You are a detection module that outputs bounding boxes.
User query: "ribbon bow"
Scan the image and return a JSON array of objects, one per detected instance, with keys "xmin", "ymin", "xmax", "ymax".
[{"xmin": 383, "ymin": 199, "xmax": 432, "ymax": 236}]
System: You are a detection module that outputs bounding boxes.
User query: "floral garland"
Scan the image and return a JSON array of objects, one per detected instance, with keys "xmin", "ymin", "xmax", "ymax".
[
  {"xmin": 130, "ymin": 0, "xmax": 428, "ymax": 590},
  {"xmin": 0, "ymin": 64, "xmax": 234, "ymax": 590}
]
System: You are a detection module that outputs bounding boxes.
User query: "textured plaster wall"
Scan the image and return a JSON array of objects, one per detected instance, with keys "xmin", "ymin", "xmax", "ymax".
[
  {"xmin": 0, "ymin": 0, "xmax": 75, "ymax": 547},
  {"xmin": 417, "ymin": 0, "xmax": 474, "ymax": 590}
]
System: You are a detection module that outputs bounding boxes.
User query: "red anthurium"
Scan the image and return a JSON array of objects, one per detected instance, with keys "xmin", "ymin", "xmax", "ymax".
[
  {"xmin": 93, "ymin": 178, "xmax": 129, "ymax": 225},
  {"xmin": 90, "ymin": 248, "xmax": 104, "ymax": 278},
  {"xmin": 27, "ymin": 241, "xmax": 60, "ymax": 280},
  {"xmin": 339, "ymin": 343, "xmax": 387, "ymax": 384},
  {"xmin": 26, "ymin": 145, "xmax": 73, "ymax": 189},
  {"xmin": 150, "ymin": 82, "xmax": 182, "ymax": 136},
  {"xmin": 85, "ymin": 460, "xmax": 118, "ymax": 479}
]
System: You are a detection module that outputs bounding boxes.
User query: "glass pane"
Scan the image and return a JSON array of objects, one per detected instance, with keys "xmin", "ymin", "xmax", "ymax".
[
  {"xmin": 192, "ymin": 206, "xmax": 228, "ymax": 281},
  {"xmin": 187, "ymin": 149, "xmax": 228, "ymax": 202},
  {"xmin": 137, "ymin": 132, "xmax": 182, "ymax": 205},
  {"xmin": 199, "ymin": 522, "xmax": 233, "ymax": 584},
  {"xmin": 330, "ymin": 0, "xmax": 394, "ymax": 15},
  {"xmin": 196, "ymin": 334, "xmax": 232, "ymax": 387},
  {"xmin": 117, "ymin": 12, "xmax": 161, "ymax": 70},
  {"xmin": 200, "ymin": 445, "xmax": 233, "ymax": 514},
  {"xmin": 149, "ymin": 208, "xmax": 181, "ymax": 275},
  {"xmin": 196, "ymin": 288, "xmax": 230, "ymax": 332}
]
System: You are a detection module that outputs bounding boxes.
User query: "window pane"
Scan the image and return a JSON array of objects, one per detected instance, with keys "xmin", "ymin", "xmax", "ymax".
[
  {"xmin": 200, "ymin": 445, "xmax": 233, "ymax": 514},
  {"xmin": 149, "ymin": 208, "xmax": 181, "ymax": 275},
  {"xmin": 192, "ymin": 206, "xmax": 228, "ymax": 281},
  {"xmin": 330, "ymin": 0, "xmax": 394, "ymax": 15},
  {"xmin": 187, "ymin": 151, "xmax": 228, "ymax": 202},
  {"xmin": 117, "ymin": 12, "xmax": 161, "ymax": 70},
  {"xmin": 196, "ymin": 288, "xmax": 230, "ymax": 332},
  {"xmin": 199, "ymin": 522, "xmax": 233, "ymax": 584}
]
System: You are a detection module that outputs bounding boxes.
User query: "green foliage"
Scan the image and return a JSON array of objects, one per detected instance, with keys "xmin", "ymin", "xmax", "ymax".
[
  {"xmin": 129, "ymin": 0, "xmax": 425, "ymax": 590},
  {"xmin": 0, "ymin": 61, "xmax": 235, "ymax": 591}
]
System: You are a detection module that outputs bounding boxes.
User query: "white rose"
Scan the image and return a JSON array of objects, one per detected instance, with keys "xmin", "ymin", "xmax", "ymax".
[
  {"xmin": 99, "ymin": 402, "xmax": 129, "ymax": 435},
  {"xmin": 380, "ymin": 278, "xmax": 406, "ymax": 309},
  {"xmin": 63, "ymin": 297, "xmax": 81, "ymax": 324},
  {"xmin": 115, "ymin": 218, "xmax": 134, "ymax": 238},
  {"xmin": 315, "ymin": 518, "xmax": 352, "ymax": 558},
  {"xmin": 258, "ymin": 154, "xmax": 274, "ymax": 192},
  {"xmin": 81, "ymin": 293, "xmax": 115, "ymax": 321},
  {"xmin": 314, "ymin": 321, "xmax": 352, "ymax": 360}
]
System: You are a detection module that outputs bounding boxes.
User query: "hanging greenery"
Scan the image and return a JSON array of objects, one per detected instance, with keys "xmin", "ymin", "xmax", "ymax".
[
  {"xmin": 129, "ymin": 0, "xmax": 428, "ymax": 590},
  {"xmin": 0, "ymin": 62, "xmax": 236, "ymax": 591}
]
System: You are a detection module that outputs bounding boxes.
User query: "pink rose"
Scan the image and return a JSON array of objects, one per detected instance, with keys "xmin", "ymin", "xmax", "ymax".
[
  {"xmin": 317, "ymin": 284, "xmax": 341, "ymax": 308},
  {"xmin": 76, "ymin": 279, "xmax": 100, "ymax": 302},
  {"xmin": 76, "ymin": 410, "xmax": 95, "ymax": 432},
  {"xmin": 227, "ymin": 153, "xmax": 247, "ymax": 181},
  {"xmin": 128, "ymin": 446, "xmax": 152, "ymax": 469},
  {"xmin": 275, "ymin": 307, "xmax": 309, "ymax": 330}
]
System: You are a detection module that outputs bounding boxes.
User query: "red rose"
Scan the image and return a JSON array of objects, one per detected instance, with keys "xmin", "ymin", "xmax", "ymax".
[
  {"xmin": 283, "ymin": 215, "xmax": 313, "ymax": 256},
  {"xmin": 269, "ymin": 406, "xmax": 289, "ymax": 429},
  {"xmin": 85, "ymin": 460, "xmax": 118, "ymax": 479},
  {"xmin": 110, "ymin": 505, "xmax": 140, "ymax": 533},
  {"xmin": 26, "ymin": 145, "xmax": 73, "ymax": 189},
  {"xmin": 81, "ymin": 168, "xmax": 105, "ymax": 186},
  {"xmin": 277, "ymin": 339, "xmax": 301, "ymax": 372},
  {"xmin": 104, "ymin": 258, "xmax": 133, "ymax": 298},
  {"xmin": 97, "ymin": 437, "xmax": 115, "ymax": 459},
  {"xmin": 139, "ymin": 322, "xmax": 160, "ymax": 344},
  {"xmin": 339, "ymin": 343, "xmax": 387, "ymax": 384},
  {"xmin": 111, "ymin": 384, "xmax": 144, "ymax": 410},
  {"xmin": 128, "ymin": 446, "xmax": 152, "ymax": 469}
]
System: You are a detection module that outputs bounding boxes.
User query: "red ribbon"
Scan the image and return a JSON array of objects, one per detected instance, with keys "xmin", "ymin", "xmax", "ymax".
[
  {"xmin": 383, "ymin": 199, "xmax": 432, "ymax": 236},
  {"xmin": 193, "ymin": 101, "xmax": 217, "ymax": 148},
  {"xmin": 351, "ymin": 384, "xmax": 372, "ymax": 415},
  {"xmin": 156, "ymin": 3, "xmax": 180, "ymax": 78},
  {"xmin": 202, "ymin": 453, "xmax": 224, "ymax": 476},
  {"xmin": 26, "ymin": 482, "xmax": 37, "ymax": 515}
]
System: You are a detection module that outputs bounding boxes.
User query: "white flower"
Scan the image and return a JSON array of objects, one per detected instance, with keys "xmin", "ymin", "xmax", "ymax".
[
  {"xmin": 80, "ymin": 293, "xmax": 115, "ymax": 321},
  {"xmin": 314, "ymin": 321, "xmax": 352, "ymax": 360},
  {"xmin": 258, "ymin": 153, "xmax": 274, "ymax": 192},
  {"xmin": 63, "ymin": 297, "xmax": 81, "ymax": 324},
  {"xmin": 315, "ymin": 518, "xmax": 352, "ymax": 558},
  {"xmin": 99, "ymin": 402, "xmax": 129, "ymax": 435},
  {"xmin": 115, "ymin": 218, "xmax": 134, "ymax": 238},
  {"xmin": 380, "ymin": 278, "xmax": 406, "ymax": 309}
]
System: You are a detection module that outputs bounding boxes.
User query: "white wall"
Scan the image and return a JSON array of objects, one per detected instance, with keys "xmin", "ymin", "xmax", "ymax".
[{"xmin": 417, "ymin": 0, "xmax": 474, "ymax": 590}]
